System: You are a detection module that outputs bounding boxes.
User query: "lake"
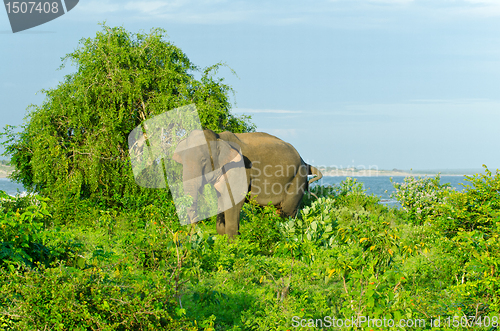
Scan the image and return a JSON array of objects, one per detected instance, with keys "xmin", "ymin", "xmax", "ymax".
[
  {"xmin": 0, "ymin": 178, "xmax": 26, "ymax": 196},
  {"xmin": 312, "ymin": 175, "xmax": 471, "ymax": 206},
  {"xmin": 1, "ymin": 175, "xmax": 472, "ymax": 205}
]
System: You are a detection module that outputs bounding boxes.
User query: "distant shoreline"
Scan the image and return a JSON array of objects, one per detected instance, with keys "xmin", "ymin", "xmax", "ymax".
[{"xmin": 319, "ymin": 169, "xmax": 474, "ymax": 177}]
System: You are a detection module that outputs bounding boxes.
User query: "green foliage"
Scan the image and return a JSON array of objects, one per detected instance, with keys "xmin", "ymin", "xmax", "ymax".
[
  {"xmin": 310, "ymin": 176, "xmax": 366, "ymax": 200},
  {"xmin": 278, "ymin": 197, "xmax": 336, "ymax": 249},
  {"xmin": 240, "ymin": 198, "xmax": 282, "ymax": 255},
  {"xmin": 418, "ymin": 166, "xmax": 500, "ymax": 315},
  {"xmin": 391, "ymin": 174, "xmax": 453, "ymax": 225},
  {"xmin": 335, "ymin": 211, "xmax": 398, "ymax": 274},
  {"xmin": 0, "ymin": 24, "xmax": 254, "ymax": 222},
  {"xmin": 451, "ymin": 230, "xmax": 500, "ymax": 312},
  {"xmin": 2, "ymin": 168, "xmax": 500, "ymax": 329},
  {"xmin": 0, "ymin": 265, "xmax": 194, "ymax": 330},
  {"xmin": 0, "ymin": 191, "xmax": 82, "ymax": 269},
  {"xmin": 392, "ymin": 166, "xmax": 500, "ymax": 320},
  {"xmin": 432, "ymin": 165, "xmax": 500, "ymax": 235}
]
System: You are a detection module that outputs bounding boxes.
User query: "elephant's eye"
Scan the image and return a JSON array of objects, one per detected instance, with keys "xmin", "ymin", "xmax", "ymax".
[{"xmin": 200, "ymin": 157, "xmax": 207, "ymax": 164}]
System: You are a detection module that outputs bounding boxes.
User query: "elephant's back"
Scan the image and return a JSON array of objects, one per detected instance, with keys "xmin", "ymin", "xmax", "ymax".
[
  {"xmin": 233, "ymin": 132, "xmax": 303, "ymax": 173},
  {"xmin": 236, "ymin": 132, "xmax": 300, "ymax": 156}
]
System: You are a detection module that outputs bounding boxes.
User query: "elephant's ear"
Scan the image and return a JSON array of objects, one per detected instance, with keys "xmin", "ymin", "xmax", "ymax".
[
  {"xmin": 215, "ymin": 140, "xmax": 241, "ymax": 168},
  {"xmin": 172, "ymin": 139, "xmax": 187, "ymax": 163}
]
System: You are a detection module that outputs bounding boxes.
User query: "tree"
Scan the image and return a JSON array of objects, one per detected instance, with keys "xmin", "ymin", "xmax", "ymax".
[{"xmin": 1, "ymin": 24, "xmax": 254, "ymax": 217}]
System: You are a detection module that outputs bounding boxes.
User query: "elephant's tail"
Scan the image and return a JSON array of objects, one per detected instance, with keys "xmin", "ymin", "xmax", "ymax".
[{"xmin": 307, "ymin": 165, "xmax": 323, "ymax": 185}]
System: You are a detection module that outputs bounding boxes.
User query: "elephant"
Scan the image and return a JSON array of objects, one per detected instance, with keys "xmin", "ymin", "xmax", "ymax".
[{"xmin": 172, "ymin": 129, "xmax": 322, "ymax": 238}]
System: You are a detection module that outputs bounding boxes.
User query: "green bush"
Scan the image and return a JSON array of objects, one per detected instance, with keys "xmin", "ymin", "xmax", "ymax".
[
  {"xmin": 0, "ymin": 265, "xmax": 194, "ymax": 330},
  {"xmin": 432, "ymin": 165, "xmax": 500, "ymax": 235},
  {"xmin": 240, "ymin": 198, "xmax": 282, "ymax": 256},
  {"xmin": 0, "ymin": 191, "xmax": 82, "ymax": 269},
  {"xmin": 301, "ymin": 183, "xmax": 338, "ymax": 206},
  {"xmin": 278, "ymin": 197, "xmax": 336, "ymax": 249},
  {"xmin": 391, "ymin": 174, "xmax": 453, "ymax": 225},
  {"xmin": 450, "ymin": 229, "xmax": 500, "ymax": 312}
]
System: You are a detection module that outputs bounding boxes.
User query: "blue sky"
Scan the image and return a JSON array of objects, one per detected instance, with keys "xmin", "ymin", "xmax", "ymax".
[{"xmin": 1, "ymin": 0, "xmax": 500, "ymax": 170}]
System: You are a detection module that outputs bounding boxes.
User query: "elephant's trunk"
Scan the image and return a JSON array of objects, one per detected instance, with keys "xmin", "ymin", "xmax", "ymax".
[
  {"xmin": 204, "ymin": 167, "xmax": 223, "ymax": 185},
  {"xmin": 183, "ymin": 174, "xmax": 203, "ymax": 223}
]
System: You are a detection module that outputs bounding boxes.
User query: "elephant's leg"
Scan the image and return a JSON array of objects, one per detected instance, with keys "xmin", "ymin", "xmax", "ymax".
[
  {"xmin": 216, "ymin": 213, "xmax": 226, "ymax": 235},
  {"xmin": 224, "ymin": 199, "xmax": 245, "ymax": 238},
  {"xmin": 281, "ymin": 165, "xmax": 308, "ymax": 218}
]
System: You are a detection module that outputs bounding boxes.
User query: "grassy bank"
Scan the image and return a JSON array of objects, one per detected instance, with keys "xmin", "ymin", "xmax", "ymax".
[{"xmin": 1, "ymin": 171, "xmax": 499, "ymax": 330}]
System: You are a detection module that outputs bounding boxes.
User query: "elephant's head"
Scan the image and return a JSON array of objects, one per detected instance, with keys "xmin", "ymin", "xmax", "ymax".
[{"xmin": 172, "ymin": 130, "xmax": 244, "ymax": 222}]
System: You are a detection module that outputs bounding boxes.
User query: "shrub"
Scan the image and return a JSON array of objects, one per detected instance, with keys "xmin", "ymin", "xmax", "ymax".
[
  {"xmin": 391, "ymin": 174, "xmax": 453, "ymax": 225},
  {"xmin": 0, "ymin": 191, "xmax": 81, "ymax": 269},
  {"xmin": 240, "ymin": 199, "xmax": 282, "ymax": 255},
  {"xmin": 0, "ymin": 265, "xmax": 194, "ymax": 330},
  {"xmin": 432, "ymin": 165, "xmax": 500, "ymax": 235},
  {"xmin": 301, "ymin": 184, "xmax": 338, "ymax": 206},
  {"xmin": 278, "ymin": 197, "xmax": 337, "ymax": 249},
  {"xmin": 450, "ymin": 229, "xmax": 500, "ymax": 312}
]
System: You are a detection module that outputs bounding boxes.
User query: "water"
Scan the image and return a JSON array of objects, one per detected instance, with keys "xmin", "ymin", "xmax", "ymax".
[
  {"xmin": 0, "ymin": 176, "xmax": 472, "ymax": 203},
  {"xmin": 0, "ymin": 178, "xmax": 26, "ymax": 196},
  {"xmin": 312, "ymin": 175, "xmax": 471, "ymax": 206}
]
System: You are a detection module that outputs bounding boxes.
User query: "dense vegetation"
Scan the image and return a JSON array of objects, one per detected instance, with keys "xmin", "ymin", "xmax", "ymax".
[
  {"xmin": 1, "ymin": 25, "xmax": 499, "ymax": 330},
  {"xmin": 1, "ymin": 169, "xmax": 499, "ymax": 330},
  {"xmin": 0, "ymin": 24, "xmax": 254, "ymax": 224}
]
